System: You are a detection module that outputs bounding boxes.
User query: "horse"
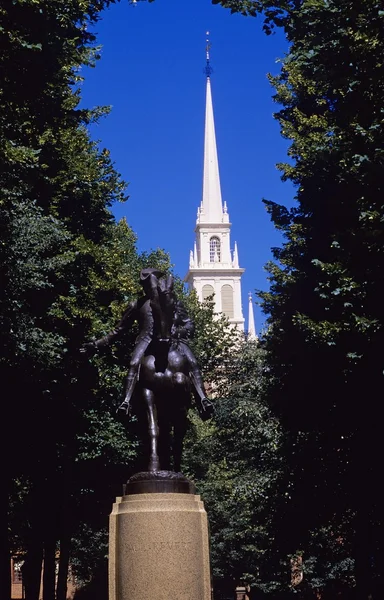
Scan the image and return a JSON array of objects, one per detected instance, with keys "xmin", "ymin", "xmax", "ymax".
[{"xmin": 133, "ymin": 337, "xmax": 193, "ymax": 473}]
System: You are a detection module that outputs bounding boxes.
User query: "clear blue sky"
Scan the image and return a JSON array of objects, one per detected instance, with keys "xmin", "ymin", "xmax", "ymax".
[{"xmin": 80, "ymin": 0, "xmax": 294, "ymax": 332}]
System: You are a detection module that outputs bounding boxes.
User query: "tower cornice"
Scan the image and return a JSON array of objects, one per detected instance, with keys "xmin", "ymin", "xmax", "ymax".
[
  {"xmin": 186, "ymin": 268, "xmax": 245, "ymax": 276},
  {"xmin": 194, "ymin": 222, "xmax": 231, "ymax": 232}
]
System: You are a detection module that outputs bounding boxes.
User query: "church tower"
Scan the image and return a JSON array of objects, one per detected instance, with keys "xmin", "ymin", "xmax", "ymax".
[{"xmin": 186, "ymin": 35, "xmax": 245, "ymax": 331}]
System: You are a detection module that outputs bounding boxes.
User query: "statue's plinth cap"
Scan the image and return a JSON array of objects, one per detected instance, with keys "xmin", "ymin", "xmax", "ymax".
[{"xmin": 125, "ymin": 471, "xmax": 196, "ymax": 495}]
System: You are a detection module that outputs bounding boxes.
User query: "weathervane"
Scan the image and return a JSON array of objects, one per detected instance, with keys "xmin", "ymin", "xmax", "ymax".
[{"xmin": 205, "ymin": 31, "xmax": 213, "ymax": 77}]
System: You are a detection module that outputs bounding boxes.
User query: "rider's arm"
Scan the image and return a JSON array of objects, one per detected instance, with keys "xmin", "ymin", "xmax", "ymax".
[
  {"xmin": 175, "ymin": 301, "xmax": 195, "ymax": 340},
  {"xmin": 93, "ymin": 301, "xmax": 137, "ymax": 351}
]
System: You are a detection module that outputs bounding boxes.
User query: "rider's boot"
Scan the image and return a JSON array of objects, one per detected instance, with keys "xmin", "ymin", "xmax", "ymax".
[
  {"xmin": 117, "ymin": 371, "xmax": 138, "ymax": 415},
  {"xmin": 189, "ymin": 370, "xmax": 215, "ymax": 421},
  {"xmin": 198, "ymin": 396, "xmax": 215, "ymax": 421}
]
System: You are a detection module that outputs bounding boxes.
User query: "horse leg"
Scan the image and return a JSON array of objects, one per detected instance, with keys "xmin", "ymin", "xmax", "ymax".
[
  {"xmin": 172, "ymin": 406, "xmax": 188, "ymax": 474},
  {"xmin": 143, "ymin": 388, "xmax": 160, "ymax": 472},
  {"xmin": 157, "ymin": 411, "xmax": 172, "ymax": 471},
  {"xmin": 172, "ymin": 378, "xmax": 190, "ymax": 473}
]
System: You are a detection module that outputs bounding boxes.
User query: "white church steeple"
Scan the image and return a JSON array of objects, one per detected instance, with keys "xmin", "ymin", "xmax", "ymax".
[{"xmin": 186, "ymin": 34, "xmax": 244, "ymax": 331}]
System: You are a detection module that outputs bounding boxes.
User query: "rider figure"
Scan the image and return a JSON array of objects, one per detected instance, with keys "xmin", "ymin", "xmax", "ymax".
[
  {"xmin": 82, "ymin": 269, "xmax": 213, "ymax": 420},
  {"xmin": 171, "ymin": 299, "xmax": 214, "ymax": 420},
  {"xmin": 82, "ymin": 268, "xmax": 163, "ymax": 413}
]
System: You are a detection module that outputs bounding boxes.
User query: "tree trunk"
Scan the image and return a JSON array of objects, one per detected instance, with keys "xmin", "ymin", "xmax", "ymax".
[
  {"xmin": 42, "ymin": 535, "xmax": 56, "ymax": 600},
  {"xmin": 56, "ymin": 534, "xmax": 70, "ymax": 600},
  {"xmin": 354, "ymin": 516, "xmax": 372, "ymax": 599},
  {"xmin": 0, "ymin": 381, "xmax": 12, "ymax": 600},
  {"xmin": 24, "ymin": 541, "xmax": 43, "ymax": 600},
  {"xmin": 0, "ymin": 479, "xmax": 11, "ymax": 600},
  {"xmin": 353, "ymin": 422, "xmax": 374, "ymax": 599}
]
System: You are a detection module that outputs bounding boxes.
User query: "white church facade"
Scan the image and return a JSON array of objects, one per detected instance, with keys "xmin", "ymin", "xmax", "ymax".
[{"xmin": 185, "ymin": 44, "xmax": 246, "ymax": 332}]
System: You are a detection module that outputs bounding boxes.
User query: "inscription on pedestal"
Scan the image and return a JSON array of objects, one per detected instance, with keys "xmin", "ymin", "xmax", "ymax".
[{"xmin": 125, "ymin": 540, "xmax": 192, "ymax": 553}]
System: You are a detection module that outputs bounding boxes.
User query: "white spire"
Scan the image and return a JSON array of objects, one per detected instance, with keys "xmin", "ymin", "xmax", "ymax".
[
  {"xmin": 193, "ymin": 241, "xmax": 198, "ymax": 266},
  {"xmin": 248, "ymin": 292, "xmax": 257, "ymax": 340},
  {"xmin": 200, "ymin": 42, "xmax": 223, "ymax": 223}
]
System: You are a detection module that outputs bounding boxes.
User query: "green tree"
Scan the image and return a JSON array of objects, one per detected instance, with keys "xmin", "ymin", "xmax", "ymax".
[
  {"xmin": 214, "ymin": 0, "xmax": 384, "ymax": 596},
  {"xmin": 184, "ymin": 341, "xmax": 283, "ymax": 597},
  {"xmin": 179, "ymin": 290, "xmax": 241, "ymax": 387},
  {"xmin": 0, "ymin": 2, "xmax": 139, "ymax": 599}
]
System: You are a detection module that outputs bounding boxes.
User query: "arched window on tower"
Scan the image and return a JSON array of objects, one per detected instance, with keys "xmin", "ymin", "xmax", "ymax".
[
  {"xmin": 209, "ymin": 236, "xmax": 221, "ymax": 262},
  {"xmin": 221, "ymin": 284, "xmax": 234, "ymax": 319}
]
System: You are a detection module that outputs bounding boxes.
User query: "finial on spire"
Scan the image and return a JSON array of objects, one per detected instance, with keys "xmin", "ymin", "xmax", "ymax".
[
  {"xmin": 205, "ymin": 31, "xmax": 212, "ymax": 77},
  {"xmin": 248, "ymin": 292, "xmax": 257, "ymax": 341},
  {"xmin": 193, "ymin": 241, "xmax": 198, "ymax": 266},
  {"xmin": 233, "ymin": 241, "xmax": 239, "ymax": 268}
]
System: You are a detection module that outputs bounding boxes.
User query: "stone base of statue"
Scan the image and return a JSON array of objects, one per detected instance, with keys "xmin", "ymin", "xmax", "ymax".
[{"xmin": 109, "ymin": 471, "xmax": 211, "ymax": 600}]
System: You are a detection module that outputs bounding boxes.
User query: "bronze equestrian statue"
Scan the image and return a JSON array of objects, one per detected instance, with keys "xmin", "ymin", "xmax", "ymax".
[{"xmin": 81, "ymin": 269, "xmax": 213, "ymax": 472}]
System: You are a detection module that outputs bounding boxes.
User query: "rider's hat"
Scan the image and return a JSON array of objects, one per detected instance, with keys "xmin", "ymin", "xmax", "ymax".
[{"xmin": 140, "ymin": 268, "xmax": 165, "ymax": 282}]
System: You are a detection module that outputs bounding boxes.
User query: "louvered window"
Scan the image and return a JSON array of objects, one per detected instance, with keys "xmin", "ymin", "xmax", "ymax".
[
  {"xmin": 221, "ymin": 284, "xmax": 234, "ymax": 319},
  {"xmin": 202, "ymin": 284, "xmax": 215, "ymax": 301}
]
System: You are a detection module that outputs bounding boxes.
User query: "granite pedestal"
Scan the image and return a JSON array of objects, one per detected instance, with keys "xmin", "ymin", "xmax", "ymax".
[{"xmin": 109, "ymin": 473, "xmax": 211, "ymax": 600}]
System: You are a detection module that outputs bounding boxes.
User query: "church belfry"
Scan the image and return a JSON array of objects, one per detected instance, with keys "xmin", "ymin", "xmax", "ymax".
[{"xmin": 186, "ymin": 33, "xmax": 245, "ymax": 331}]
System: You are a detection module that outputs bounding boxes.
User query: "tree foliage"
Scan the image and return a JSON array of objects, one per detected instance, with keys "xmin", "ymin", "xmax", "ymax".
[
  {"xmin": 212, "ymin": 0, "xmax": 384, "ymax": 596},
  {"xmin": 0, "ymin": 1, "xmax": 151, "ymax": 599},
  {"xmin": 184, "ymin": 341, "xmax": 283, "ymax": 597}
]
